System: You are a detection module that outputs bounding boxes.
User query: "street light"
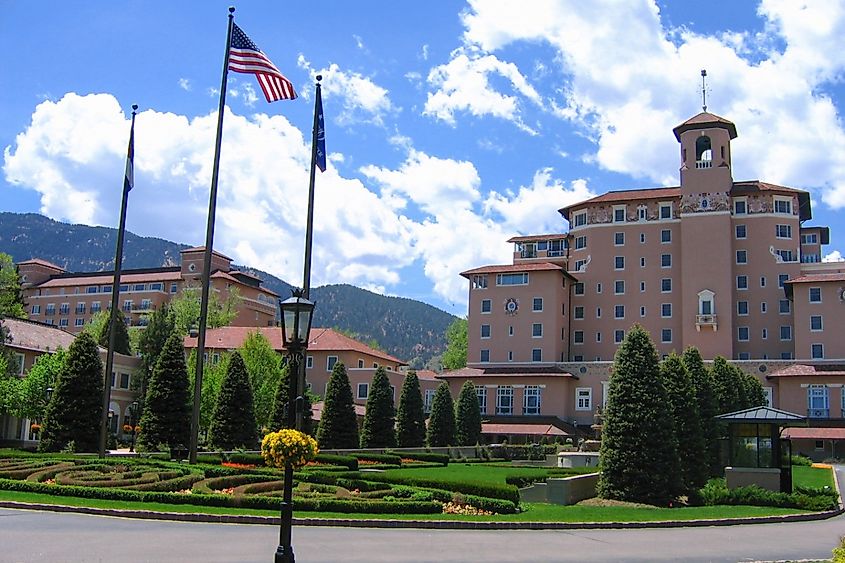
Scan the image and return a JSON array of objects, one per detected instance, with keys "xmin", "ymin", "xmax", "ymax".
[
  {"xmin": 275, "ymin": 288, "xmax": 315, "ymax": 563},
  {"xmin": 129, "ymin": 400, "xmax": 139, "ymax": 453}
]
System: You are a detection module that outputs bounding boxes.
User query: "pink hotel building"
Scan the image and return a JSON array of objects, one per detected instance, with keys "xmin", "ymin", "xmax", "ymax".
[{"xmin": 444, "ymin": 111, "xmax": 845, "ymax": 450}]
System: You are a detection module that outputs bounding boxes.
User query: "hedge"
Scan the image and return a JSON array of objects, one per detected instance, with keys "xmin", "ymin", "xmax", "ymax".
[
  {"xmin": 336, "ymin": 471, "xmax": 520, "ymax": 505},
  {"xmin": 386, "ymin": 451, "xmax": 449, "ymax": 466},
  {"xmin": 314, "ymin": 454, "xmax": 358, "ymax": 471},
  {"xmin": 691, "ymin": 479, "xmax": 838, "ymax": 511},
  {"xmin": 354, "ymin": 453, "xmax": 402, "ymax": 465}
]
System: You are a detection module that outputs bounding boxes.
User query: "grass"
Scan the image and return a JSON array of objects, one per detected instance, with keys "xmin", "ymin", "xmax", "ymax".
[
  {"xmin": 793, "ymin": 465, "xmax": 836, "ymax": 490},
  {"xmin": 377, "ymin": 463, "xmax": 589, "ymax": 486}
]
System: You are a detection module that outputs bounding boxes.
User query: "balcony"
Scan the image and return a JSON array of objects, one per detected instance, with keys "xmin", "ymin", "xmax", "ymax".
[
  {"xmin": 695, "ymin": 314, "xmax": 718, "ymax": 331},
  {"xmin": 695, "ymin": 159, "xmax": 712, "ymax": 169},
  {"xmin": 130, "ymin": 302, "xmax": 156, "ymax": 313},
  {"xmin": 808, "ymin": 408, "xmax": 829, "ymax": 419}
]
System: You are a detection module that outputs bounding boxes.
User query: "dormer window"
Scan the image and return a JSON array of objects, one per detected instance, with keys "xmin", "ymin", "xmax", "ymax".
[{"xmin": 695, "ymin": 136, "xmax": 712, "ymax": 168}]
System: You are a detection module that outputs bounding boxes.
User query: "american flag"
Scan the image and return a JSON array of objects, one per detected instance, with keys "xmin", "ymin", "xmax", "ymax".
[
  {"xmin": 123, "ymin": 113, "xmax": 135, "ymax": 193},
  {"xmin": 228, "ymin": 23, "xmax": 296, "ymax": 102}
]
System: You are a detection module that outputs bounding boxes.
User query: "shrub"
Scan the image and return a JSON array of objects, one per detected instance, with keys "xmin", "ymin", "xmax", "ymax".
[
  {"xmin": 354, "ymin": 453, "xmax": 402, "ymax": 466},
  {"xmin": 386, "ymin": 451, "xmax": 448, "ymax": 466},
  {"xmin": 791, "ymin": 455, "xmax": 813, "ymax": 466}
]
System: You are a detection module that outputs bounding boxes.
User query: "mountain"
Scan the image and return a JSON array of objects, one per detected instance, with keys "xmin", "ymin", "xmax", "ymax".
[{"xmin": 0, "ymin": 212, "xmax": 456, "ymax": 367}]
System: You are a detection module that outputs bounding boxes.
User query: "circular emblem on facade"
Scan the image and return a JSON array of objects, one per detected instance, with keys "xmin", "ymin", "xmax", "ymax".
[
  {"xmin": 504, "ymin": 298, "xmax": 519, "ymax": 315},
  {"xmin": 839, "ymin": 287, "xmax": 845, "ymax": 302}
]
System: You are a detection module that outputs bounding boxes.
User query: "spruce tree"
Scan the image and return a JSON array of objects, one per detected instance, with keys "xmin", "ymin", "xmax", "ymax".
[
  {"xmin": 711, "ymin": 356, "xmax": 740, "ymax": 414},
  {"xmin": 740, "ymin": 370, "xmax": 766, "ymax": 409},
  {"xmin": 97, "ymin": 309, "xmax": 132, "ymax": 356},
  {"xmin": 660, "ymin": 353, "xmax": 708, "ymax": 493},
  {"xmin": 39, "ymin": 332, "xmax": 103, "ymax": 452},
  {"xmin": 395, "ymin": 370, "xmax": 426, "ymax": 447},
  {"xmin": 139, "ymin": 332, "xmax": 191, "ymax": 451},
  {"xmin": 209, "ymin": 351, "xmax": 258, "ymax": 450},
  {"xmin": 359, "ymin": 366, "xmax": 396, "ymax": 448},
  {"xmin": 269, "ymin": 362, "xmax": 291, "ymax": 431},
  {"xmin": 597, "ymin": 325, "xmax": 681, "ymax": 506},
  {"xmin": 316, "ymin": 361, "xmax": 358, "ymax": 449},
  {"xmin": 455, "ymin": 380, "xmax": 482, "ymax": 446},
  {"xmin": 682, "ymin": 347, "xmax": 720, "ymax": 476},
  {"xmin": 426, "ymin": 382, "xmax": 456, "ymax": 447}
]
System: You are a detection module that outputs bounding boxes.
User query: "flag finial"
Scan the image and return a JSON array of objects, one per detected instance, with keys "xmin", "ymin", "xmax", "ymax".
[
  {"xmin": 316, "ymin": 74, "xmax": 323, "ymax": 83},
  {"xmin": 228, "ymin": 6, "xmax": 235, "ymax": 14},
  {"xmin": 131, "ymin": 104, "xmax": 138, "ymax": 112}
]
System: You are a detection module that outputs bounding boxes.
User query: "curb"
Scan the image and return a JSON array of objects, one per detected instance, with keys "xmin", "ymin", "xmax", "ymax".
[{"xmin": 0, "ymin": 500, "xmax": 842, "ymax": 530}]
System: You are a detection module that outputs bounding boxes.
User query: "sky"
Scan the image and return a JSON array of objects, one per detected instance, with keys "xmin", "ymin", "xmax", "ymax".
[{"xmin": 2, "ymin": 0, "xmax": 845, "ymax": 316}]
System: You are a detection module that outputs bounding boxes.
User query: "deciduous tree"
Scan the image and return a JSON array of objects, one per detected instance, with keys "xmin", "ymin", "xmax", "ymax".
[
  {"xmin": 0, "ymin": 253, "xmax": 26, "ymax": 319},
  {"xmin": 441, "ymin": 318, "xmax": 467, "ymax": 370},
  {"xmin": 239, "ymin": 330, "xmax": 283, "ymax": 428}
]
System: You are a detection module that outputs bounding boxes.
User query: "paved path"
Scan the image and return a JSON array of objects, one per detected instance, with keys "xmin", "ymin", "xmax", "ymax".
[{"xmin": 0, "ymin": 466, "xmax": 842, "ymax": 563}]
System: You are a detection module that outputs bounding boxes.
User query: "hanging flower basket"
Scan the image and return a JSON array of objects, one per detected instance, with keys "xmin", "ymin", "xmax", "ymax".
[
  {"xmin": 261, "ymin": 429, "xmax": 319, "ymax": 469},
  {"xmin": 134, "ymin": 425, "xmax": 142, "ymax": 433},
  {"xmin": 122, "ymin": 424, "xmax": 134, "ymax": 433},
  {"xmin": 30, "ymin": 423, "xmax": 41, "ymax": 433}
]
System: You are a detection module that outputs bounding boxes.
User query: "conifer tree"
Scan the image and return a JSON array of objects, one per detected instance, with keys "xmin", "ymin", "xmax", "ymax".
[
  {"xmin": 740, "ymin": 370, "xmax": 767, "ymax": 409},
  {"xmin": 95, "ymin": 309, "xmax": 132, "ymax": 356},
  {"xmin": 137, "ymin": 304, "xmax": 174, "ymax": 384},
  {"xmin": 597, "ymin": 325, "xmax": 681, "ymax": 505},
  {"xmin": 39, "ymin": 332, "xmax": 103, "ymax": 452},
  {"xmin": 711, "ymin": 356, "xmax": 741, "ymax": 414},
  {"xmin": 359, "ymin": 366, "xmax": 396, "ymax": 448},
  {"xmin": 455, "ymin": 380, "xmax": 482, "ymax": 446},
  {"xmin": 426, "ymin": 382, "xmax": 456, "ymax": 447},
  {"xmin": 209, "ymin": 351, "xmax": 258, "ymax": 450},
  {"xmin": 316, "ymin": 361, "xmax": 358, "ymax": 449},
  {"xmin": 395, "ymin": 370, "xmax": 426, "ymax": 447},
  {"xmin": 682, "ymin": 347, "xmax": 720, "ymax": 476},
  {"xmin": 269, "ymin": 362, "xmax": 291, "ymax": 431},
  {"xmin": 660, "ymin": 353, "xmax": 708, "ymax": 493},
  {"xmin": 139, "ymin": 332, "xmax": 191, "ymax": 451}
]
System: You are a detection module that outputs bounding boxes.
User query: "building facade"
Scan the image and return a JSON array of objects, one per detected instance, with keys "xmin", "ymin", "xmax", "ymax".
[
  {"xmin": 17, "ymin": 247, "xmax": 278, "ymax": 332},
  {"xmin": 450, "ymin": 111, "xmax": 845, "ymax": 443}
]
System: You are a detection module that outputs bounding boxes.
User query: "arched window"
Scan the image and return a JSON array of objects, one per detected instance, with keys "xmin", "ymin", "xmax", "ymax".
[{"xmin": 695, "ymin": 136, "xmax": 712, "ymax": 168}]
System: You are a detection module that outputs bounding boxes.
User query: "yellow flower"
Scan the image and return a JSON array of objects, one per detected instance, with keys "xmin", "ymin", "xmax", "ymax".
[{"xmin": 261, "ymin": 429, "xmax": 319, "ymax": 469}]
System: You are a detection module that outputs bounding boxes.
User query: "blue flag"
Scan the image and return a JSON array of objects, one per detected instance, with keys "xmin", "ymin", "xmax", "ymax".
[{"xmin": 315, "ymin": 86, "xmax": 326, "ymax": 172}]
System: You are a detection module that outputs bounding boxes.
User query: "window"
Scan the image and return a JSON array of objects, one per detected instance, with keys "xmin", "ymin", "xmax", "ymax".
[
  {"xmin": 481, "ymin": 299, "xmax": 491, "ymax": 313},
  {"xmin": 574, "ymin": 259, "xmax": 588, "ymax": 272},
  {"xmin": 133, "ymin": 283, "xmax": 145, "ymax": 292},
  {"xmin": 736, "ymin": 250, "xmax": 747, "ymax": 264},
  {"xmin": 774, "ymin": 197, "xmax": 792, "ymax": 214},
  {"xmin": 532, "ymin": 323, "xmax": 543, "ymax": 337},
  {"xmin": 777, "ymin": 224, "xmax": 792, "ymax": 239},
  {"xmin": 74, "ymin": 318, "xmax": 85, "ymax": 327},
  {"xmin": 424, "ymin": 389, "xmax": 436, "ymax": 414},
  {"xmin": 810, "ymin": 315, "xmax": 823, "ymax": 331},
  {"xmin": 737, "ymin": 301, "xmax": 748, "ymax": 315},
  {"xmin": 661, "ymin": 278, "xmax": 672, "ymax": 292},
  {"xmin": 573, "ymin": 211, "xmax": 587, "ymax": 227},
  {"xmin": 738, "ymin": 352, "xmax": 750, "ymax": 360},
  {"xmin": 661, "ymin": 229, "xmax": 671, "ymax": 243},
  {"xmin": 778, "ymin": 274, "xmax": 789, "ymax": 288},
  {"xmin": 661, "ymin": 254, "xmax": 671, "ymax": 268},
  {"xmin": 640, "ymin": 233, "xmax": 646, "ymax": 243},
  {"xmin": 480, "ymin": 349, "xmax": 490, "ymax": 362},
  {"xmin": 760, "ymin": 276, "xmax": 766, "ymax": 288},
  {"xmin": 120, "ymin": 373, "xmax": 131, "ymax": 389},
  {"xmin": 327, "ymin": 356, "xmax": 338, "ymax": 371},
  {"xmin": 496, "ymin": 273, "xmax": 528, "ymax": 286},
  {"xmin": 574, "ymin": 306, "xmax": 584, "ymax": 320},
  {"xmin": 507, "ymin": 351, "xmax": 513, "ymax": 361},
  {"xmin": 548, "ymin": 239, "xmax": 566, "ymax": 256},
  {"xmin": 91, "ymin": 302, "xmax": 101, "ymax": 313},
  {"xmin": 808, "ymin": 385, "xmax": 828, "ymax": 418},
  {"xmin": 640, "ymin": 257, "xmax": 646, "ymax": 268},
  {"xmin": 596, "ymin": 283, "xmax": 602, "ymax": 293},
  {"xmin": 122, "ymin": 300, "xmax": 132, "ymax": 312},
  {"xmin": 471, "ymin": 275, "xmax": 487, "ymax": 290},
  {"xmin": 306, "ymin": 355, "xmax": 313, "ymax": 369},
  {"xmin": 59, "ymin": 303, "xmax": 69, "ymax": 315},
  {"xmin": 574, "ymin": 282, "xmax": 585, "ymax": 295},
  {"xmin": 735, "ymin": 224, "xmax": 747, "ymax": 239},
  {"xmin": 614, "ymin": 305, "xmax": 625, "ymax": 319},
  {"xmin": 809, "ymin": 287, "xmax": 821, "ymax": 303},
  {"xmin": 660, "ymin": 203, "xmax": 672, "ymax": 219},
  {"xmin": 532, "ymin": 297, "xmax": 543, "ymax": 312},
  {"xmin": 357, "ymin": 359, "xmax": 365, "ymax": 368},
  {"xmin": 762, "ymin": 328, "xmax": 768, "ymax": 340},
  {"xmin": 150, "ymin": 282, "xmax": 163, "ymax": 291},
  {"xmin": 532, "ymin": 348, "xmax": 542, "ymax": 362},
  {"xmin": 614, "ymin": 330, "xmax": 624, "ymax": 343},
  {"xmin": 59, "ymin": 318, "xmax": 68, "ymax": 327},
  {"xmin": 596, "ymin": 332, "xmax": 602, "ymax": 342},
  {"xmin": 613, "ymin": 206, "xmax": 626, "ymax": 222},
  {"xmin": 661, "ymin": 303, "xmax": 672, "ymax": 318},
  {"xmin": 661, "ymin": 329, "xmax": 672, "ymax": 343},
  {"xmin": 357, "ymin": 383, "xmax": 369, "ymax": 400},
  {"xmin": 637, "ymin": 205, "xmax": 647, "ymax": 221},
  {"xmin": 170, "ymin": 282, "xmax": 178, "ymax": 294},
  {"xmin": 576, "ymin": 388, "xmax": 592, "ymax": 411},
  {"xmin": 738, "ymin": 326, "xmax": 749, "ymax": 341},
  {"xmin": 734, "ymin": 199, "xmax": 747, "ymax": 215},
  {"xmin": 811, "ymin": 344, "xmax": 824, "ymax": 359},
  {"xmin": 614, "ymin": 232, "xmax": 625, "ymax": 245},
  {"xmin": 575, "ymin": 235, "xmax": 587, "ymax": 249},
  {"xmin": 781, "ymin": 352, "xmax": 793, "ymax": 360},
  {"xmin": 614, "ymin": 280, "xmax": 625, "ymax": 295},
  {"xmin": 86, "ymin": 286, "xmax": 98, "ymax": 294},
  {"xmin": 475, "ymin": 386, "xmax": 487, "ymax": 414},
  {"xmin": 640, "ymin": 306, "xmax": 646, "ymax": 317},
  {"xmin": 614, "ymin": 256, "xmax": 625, "ymax": 270},
  {"xmin": 640, "ymin": 281, "xmax": 645, "ymax": 292},
  {"xmin": 480, "ymin": 324, "xmax": 491, "ymax": 338},
  {"xmin": 596, "ymin": 307, "xmax": 602, "ymax": 318},
  {"xmin": 523, "ymin": 386, "xmax": 541, "ymax": 415},
  {"xmin": 496, "ymin": 386, "xmax": 514, "ymax": 415},
  {"xmin": 801, "ymin": 233, "xmax": 818, "ymax": 245},
  {"xmin": 508, "ymin": 326, "xmax": 514, "ymax": 336},
  {"xmin": 31, "ymin": 305, "xmax": 40, "ymax": 315},
  {"xmin": 776, "ymin": 249, "xmax": 795, "ymax": 262},
  {"xmin": 736, "ymin": 275, "xmax": 748, "ymax": 290},
  {"xmin": 780, "ymin": 325, "xmax": 792, "ymax": 341},
  {"xmin": 779, "ymin": 299, "xmax": 790, "ymax": 314},
  {"xmin": 573, "ymin": 330, "xmax": 584, "ymax": 344}
]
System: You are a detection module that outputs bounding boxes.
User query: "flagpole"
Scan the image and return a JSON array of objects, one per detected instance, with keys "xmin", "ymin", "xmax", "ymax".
[
  {"xmin": 189, "ymin": 6, "xmax": 235, "ymax": 465},
  {"xmin": 99, "ymin": 103, "xmax": 138, "ymax": 458},
  {"xmin": 295, "ymin": 75, "xmax": 323, "ymax": 431}
]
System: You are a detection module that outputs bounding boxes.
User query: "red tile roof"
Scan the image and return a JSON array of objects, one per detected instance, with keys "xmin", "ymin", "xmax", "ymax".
[
  {"xmin": 767, "ymin": 364, "xmax": 845, "ymax": 378},
  {"xmin": 460, "ymin": 262, "xmax": 564, "ymax": 278},
  {"xmin": 783, "ymin": 427, "xmax": 845, "ymax": 441},
  {"xmin": 17, "ymin": 258, "xmax": 65, "ymax": 270},
  {"xmin": 507, "ymin": 234, "xmax": 567, "ymax": 243},
  {"xmin": 180, "ymin": 246, "xmax": 234, "ymax": 261},
  {"xmin": 4, "ymin": 317, "xmax": 78, "ymax": 353},
  {"xmin": 672, "ymin": 111, "xmax": 737, "ymax": 140},
  {"xmin": 786, "ymin": 273, "xmax": 845, "ymax": 284},
  {"xmin": 183, "ymin": 326, "xmax": 406, "ymax": 365},
  {"xmin": 37, "ymin": 269, "xmax": 182, "ymax": 288},
  {"xmin": 559, "ymin": 187, "xmax": 681, "ymax": 217},
  {"xmin": 439, "ymin": 366, "xmax": 574, "ymax": 378},
  {"xmin": 414, "ymin": 369, "xmax": 439, "ymax": 381},
  {"xmin": 482, "ymin": 423, "xmax": 569, "ymax": 437}
]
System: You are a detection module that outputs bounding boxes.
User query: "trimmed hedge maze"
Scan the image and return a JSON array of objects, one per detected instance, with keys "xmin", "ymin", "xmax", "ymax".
[{"xmin": 0, "ymin": 454, "xmax": 517, "ymax": 515}]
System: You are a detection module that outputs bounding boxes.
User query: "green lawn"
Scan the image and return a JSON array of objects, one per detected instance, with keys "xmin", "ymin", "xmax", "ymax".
[
  {"xmin": 378, "ymin": 463, "xmax": 589, "ymax": 485},
  {"xmin": 793, "ymin": 465, "xmax": 836, "ymax": 489}
]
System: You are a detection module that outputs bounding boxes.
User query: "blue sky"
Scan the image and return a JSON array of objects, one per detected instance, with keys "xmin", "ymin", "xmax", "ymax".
[{"xmin": 3, "ymin": 1, "xmax": 844, "ymax": 316}]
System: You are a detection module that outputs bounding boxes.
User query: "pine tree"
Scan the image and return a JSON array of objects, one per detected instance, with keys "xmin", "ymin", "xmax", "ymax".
[
  {"xmin": 395, "ymin": 370, "xmax": 426, "ymax": 447},
  {"xmin": 209, "ymin": 351, "xmax": 258, "ymax": 450},
  {"xmin": 597, "ymin": 325, "xmax": 681, "ymax": 506},
  {"xmin": 455, "ymin": 380, "xmax": 481, "ymax": 446},
  {"xmin": 682, "ymin": 347, "xmax": 720, "ymax": 476},
  {"xmin": 359, "ymin": 366, "xmax": 396, "ymax": 448},
  {"xmin": 96, "ymin": 309, "xmax": 132, "ymax": 356},
  {"xmin": 269, "ymin": 362, "xmax": 291, "ymax": 431},
  {"xmin": 316, "ymin": 361, "xmax": 358, "ymax": 449},
  {"xmin": 660, "ymin": 353, "xmax": 708, "ymax": 493},
  {"xmin": 137, "ymin": 303, "xmax": 174, "ymax": 384},
  {"xmin": 711, "ymin": 356, "xmax": 740, "ymax": 414},
  {"xmin": 426, "ymin": 382, "xmax": 456, "ymax": 447},
  {"xmin": 740, "ymin": 370, "xmax": 766, "ymax": 409},
  {"xmin": 139, "ymin": 332, "xmax": 191, "ymax": 451},
  {"xmin": 39, "ymin": 332, "xmax": 103, "ymax": 452}
]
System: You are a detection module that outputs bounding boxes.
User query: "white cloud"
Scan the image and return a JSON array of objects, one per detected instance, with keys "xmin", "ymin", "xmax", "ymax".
[
  {"xmin": 298, "ymin": 57, "xmax": 398, "ymax": 126},
  {"xmin": 452, "ymin": 0, "xmax": 845, "ymax": 206},
  {"xmin": 823, "ymin": 250, "xmax": 843, "ymax": 262},
  {"xmin": 178, "ymin": 78, "xmax": 192, "ymax": 91}
]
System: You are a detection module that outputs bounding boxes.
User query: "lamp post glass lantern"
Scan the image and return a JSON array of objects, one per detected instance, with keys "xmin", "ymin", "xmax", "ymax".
[{"xmin": 275, "ymin": 289, "xmax": 314, "ymax": 563}]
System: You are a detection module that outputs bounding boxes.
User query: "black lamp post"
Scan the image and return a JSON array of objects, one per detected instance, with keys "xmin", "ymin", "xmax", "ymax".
[
  {"xmin": 275, "ymin": 289, "xmax": 315, "ymax": 563},
  {"xmin": 129, "ymin": 400, "xmax": 139, "ymax": 453}
]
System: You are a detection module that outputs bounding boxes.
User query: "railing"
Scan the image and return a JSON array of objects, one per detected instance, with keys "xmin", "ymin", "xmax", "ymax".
[
  {"xmin": 695, "ymin": 314, "xmax": 718, "ymax": 331},
  {"xmin": 520, "ymin": 250, "xmax": 537, "ymax": 259},
  {"xmin": 808, "ymin": 408, "xmax": 829, "ymax": 419},
  {"xmin": 130, "ymin": 302, "xmax": 155, "ymax": 312},
  {"xmin": 695, "ymin": 160, "xmax": 712, "ymax": 169}
]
